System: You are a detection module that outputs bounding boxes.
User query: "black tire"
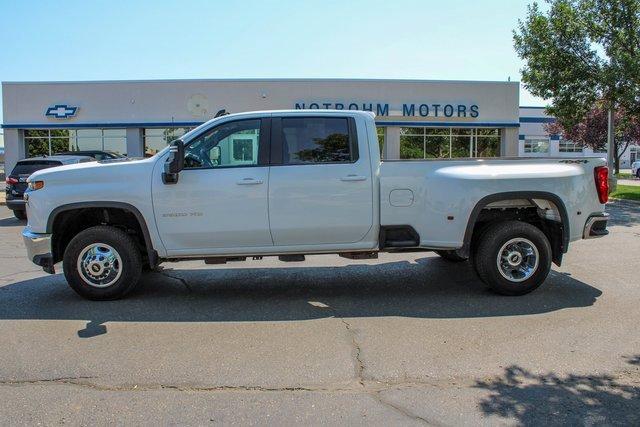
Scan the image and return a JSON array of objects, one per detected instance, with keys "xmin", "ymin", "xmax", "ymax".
[
  {"xmin": 63, "ymin": 225, "xmax": 142, "ymax": 300},
  {"xmin": 473, "ymin": 221, "xmax": 551, "ymax": 296},
  {"xmin": 435, "ymin": 250, "xmax": 467, "ymax": 262},
  {"xmin": 637, "ymin": 169, "xmax": 640, "ymax": 179},
  {"xmin": 13, "ymin": 210, "xmax": 27, "ymax": 220}
]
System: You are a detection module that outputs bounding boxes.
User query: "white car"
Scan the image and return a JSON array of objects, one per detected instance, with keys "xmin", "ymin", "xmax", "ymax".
[
  {"xmin": 22, "ymin": 110, "xmax": 609, "ymax": 300},
  {"xmin": 632, "ymin": 160, "xmax": 640, "ymax": 178}
]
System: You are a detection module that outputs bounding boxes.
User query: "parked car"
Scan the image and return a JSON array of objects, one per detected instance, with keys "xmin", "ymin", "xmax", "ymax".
[
  {"xmin": 57, "ymin": 150, "xmax": 125, "ymax": 161},
  {"xmin": 632, "ymin": 160, "xmax": 640, "ymax": 178},
  {"xmin": 6, "ymin": 155, "xmax": 95, "ymax": 219},
  {"xmin": 22, "ymin": 110, "xmax": 609, "ymax": 300}
]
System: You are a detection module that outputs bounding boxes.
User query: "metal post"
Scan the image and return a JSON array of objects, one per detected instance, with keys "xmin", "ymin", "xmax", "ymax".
[{"xmin": 607, "ymin": 108, "xmax": 617, "ymax": 192}]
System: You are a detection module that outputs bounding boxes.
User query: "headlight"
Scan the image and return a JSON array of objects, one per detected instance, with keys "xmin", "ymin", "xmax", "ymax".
[{"xmin": 27, "ymin": 180, "xmax": 45, "ymax": 191}]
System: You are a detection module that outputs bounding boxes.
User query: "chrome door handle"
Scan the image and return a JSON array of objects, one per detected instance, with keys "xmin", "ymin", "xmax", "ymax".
[
  {"xmin": 236, "ymin": 178, "xmax": 264, "ymax": 185},
  {"xmin": 340, "ymin": 175, "xmax": 367, "ymax": 182}
]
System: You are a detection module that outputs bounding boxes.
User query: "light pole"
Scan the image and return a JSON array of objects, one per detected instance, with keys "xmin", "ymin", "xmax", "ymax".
[{"xmin": 607, "ymin": 108, "xmax": 617, "ymax": 192}]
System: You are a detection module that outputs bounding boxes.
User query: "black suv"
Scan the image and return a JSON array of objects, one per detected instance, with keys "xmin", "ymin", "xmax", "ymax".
[{"xmin": 5, "ymin": 155, "xmax": 94, "ymax": 220}]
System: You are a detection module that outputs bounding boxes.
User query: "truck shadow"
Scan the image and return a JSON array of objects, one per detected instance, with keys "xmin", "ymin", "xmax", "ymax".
[
  {"xmin": 0, "ymin": 256, "xmax": 601, "ymax": 337},
  {"xmin": 474, "ymin": 357, "xmax": 640, "ymax": 425},
  {"xmin": 606, "ymin": 199, "xmax": 640, "ymax": 227},
  {"xmin": 0, "ymin": 216, "xmax": 25, "ymax": 227}
]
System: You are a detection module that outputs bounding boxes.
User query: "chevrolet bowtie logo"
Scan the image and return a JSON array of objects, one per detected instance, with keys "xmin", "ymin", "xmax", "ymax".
[{"xmin": 45, "ymin": 104, "xmax": 78, "ymax": 119}]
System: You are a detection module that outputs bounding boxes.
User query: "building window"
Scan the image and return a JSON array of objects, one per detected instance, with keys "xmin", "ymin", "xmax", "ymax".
[
  {"xmin": 524, "ymin": 138, "xmax": 550, "ymax": 154},
  {"xmin": 377, "ymin": 127, "xmax": 385, "ymax": 158},
  {"xmin": 144, "ymin": 127, "xmax": 193, "ymax": 156},
  {"xmin": 24, "ymin": 129, "xmax": 127, "ymax": 157},
  {"xmin": 400, "ymin": 127, "xmax": 500, "ymax": 159},
  {"xmin": 559, "ymin": 140, "xmax": 583, "ymax": 153}
]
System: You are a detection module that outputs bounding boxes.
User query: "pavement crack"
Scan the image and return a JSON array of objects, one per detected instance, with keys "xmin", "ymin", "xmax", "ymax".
[
  {"xmin": 372, "ymin": 392, "xmax": 435, "ymax": 426},
  {"xmin": 157, "ymin": 270, "xmax": 193, "ymax": 293},
  {"xmin": 338, "ymin": 316, "xmax": 366, "ymax": 386}
]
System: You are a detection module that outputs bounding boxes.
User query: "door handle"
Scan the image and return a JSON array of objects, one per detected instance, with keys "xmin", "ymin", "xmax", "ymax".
[
  {"xmin": 236, "ymin": 178, "xmax": 264, "ymax": 185},
  {"xmin": 340, "ymin": 174, "xmax": 367, "ymax": 182}
]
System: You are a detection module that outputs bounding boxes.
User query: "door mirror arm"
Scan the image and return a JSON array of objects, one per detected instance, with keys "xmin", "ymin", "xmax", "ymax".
[{"xmin": 162, "ymin": 139, "xmax": 185, "ymax": 184}]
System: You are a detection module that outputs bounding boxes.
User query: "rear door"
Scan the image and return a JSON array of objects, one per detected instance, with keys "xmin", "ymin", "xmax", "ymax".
[{"xmin": 268, "ymin": 115, "xmax": 374, "ymax": 246}]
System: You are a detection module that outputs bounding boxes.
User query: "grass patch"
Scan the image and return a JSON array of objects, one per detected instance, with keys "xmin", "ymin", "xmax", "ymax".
[{"xmin": 611, "ymin": 185, "xmax": 640, "ymax": 201}]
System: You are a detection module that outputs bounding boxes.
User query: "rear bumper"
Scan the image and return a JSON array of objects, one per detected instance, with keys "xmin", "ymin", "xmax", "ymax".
[
  {"xmin": 583, "ymin": 213, "xmax": 609, "ymax": 239},
  {"xmin": 22, "ymin": 228, "xmax": 55, "ymax": 274}
]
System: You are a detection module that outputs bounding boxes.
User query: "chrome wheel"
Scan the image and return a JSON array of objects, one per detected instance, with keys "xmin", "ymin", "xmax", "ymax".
[
  {"xmin": 76, "ymin": 243, "xmax": 123, "ymax": 288},
  {"xmin": 496, "ymin": 238, "xmax": 539, "ymax": 283}
]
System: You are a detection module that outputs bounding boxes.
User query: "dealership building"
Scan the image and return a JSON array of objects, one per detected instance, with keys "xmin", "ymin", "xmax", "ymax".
[{"xmin": 2, "ymin": 78, "xmax": 630, "ymax": 174}]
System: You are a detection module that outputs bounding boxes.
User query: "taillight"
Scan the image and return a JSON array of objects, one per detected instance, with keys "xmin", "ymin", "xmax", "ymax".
[
  {"xmin": 594, "ymin": 166, "xmax": 609, "ymax": 204},
  {"xmin": 6, "ymin": 177, "xmax": 18, "ymax": 185}
]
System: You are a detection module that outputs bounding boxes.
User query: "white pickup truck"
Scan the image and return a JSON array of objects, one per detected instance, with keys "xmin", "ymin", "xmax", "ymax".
[{"xmin": 22, "ymin": 110, "xmax": 609, "ymax": 300}]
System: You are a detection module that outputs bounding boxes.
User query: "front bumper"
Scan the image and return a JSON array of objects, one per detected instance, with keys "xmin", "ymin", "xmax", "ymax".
[
  {"xmin": 583, "ymin": 213, "xmax": 609, "ymax": 239},
  {"xmin": 22, "ymin": 228, "xmax": 55, "ymax": 274}
]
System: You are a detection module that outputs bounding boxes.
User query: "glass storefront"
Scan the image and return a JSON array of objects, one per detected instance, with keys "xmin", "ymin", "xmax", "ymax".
[
  {"xmin": 144, "ymin": 127, "xmax": 193, "ymax": 157},
  {"xmin": 24, "ymin": 129, "xmax": 127, "ymax": 157},
  {"xmin": 399, "ymin": 127, "xmax": 501, "ymax": 159}
]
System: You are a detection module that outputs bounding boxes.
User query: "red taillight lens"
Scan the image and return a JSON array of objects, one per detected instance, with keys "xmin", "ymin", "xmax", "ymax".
[
  {"xmin": 594, "ymin": 166, "xmax": 609, "ymax": 204},
  {"xmin": 6, "ymin": 177, "xmax": 18, "ymax": 185}
]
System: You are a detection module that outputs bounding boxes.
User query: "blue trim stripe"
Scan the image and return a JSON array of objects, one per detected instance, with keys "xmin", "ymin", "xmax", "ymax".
[
  {"xmin": 3, "ymin": 120, "xmax": 522, "ymax": 129},
  {"xmin": 376, "ymin": 121, "xmax": 520, "ymax": 128},
  {"xmin": 519, "ymin": 117, "xmax": 556, "ymax": 123},
  {"xmin": 550, "ymin": 134, "xmax": 561, "ymax": 140},
  {"xmin": 1, "ymin": 121, "xmax": 205, "ymax": 129}
]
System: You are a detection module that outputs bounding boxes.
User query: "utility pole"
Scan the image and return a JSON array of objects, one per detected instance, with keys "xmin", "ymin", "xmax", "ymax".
[{"xmin": 607, "ymin": 108, "xmax": 617, "ymax": 192}]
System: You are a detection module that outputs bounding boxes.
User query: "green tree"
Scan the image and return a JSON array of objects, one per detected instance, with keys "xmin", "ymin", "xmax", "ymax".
[{"xmin": 514, "ymin": 0, "xmax": 640, "ymax": 172}]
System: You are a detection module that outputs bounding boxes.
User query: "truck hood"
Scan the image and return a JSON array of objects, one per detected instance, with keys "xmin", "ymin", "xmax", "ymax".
[{"xmin": 29, "ymin": 156, "xmax": 157, "ymax": 182}]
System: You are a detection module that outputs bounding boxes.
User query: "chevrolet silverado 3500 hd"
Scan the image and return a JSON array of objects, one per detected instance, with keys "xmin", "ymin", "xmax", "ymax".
[{"xmin": 22, "ymin": 110, "xmax": 609, "ymax": 300}]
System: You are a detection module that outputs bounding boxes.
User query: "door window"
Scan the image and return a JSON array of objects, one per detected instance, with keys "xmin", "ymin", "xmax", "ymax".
[
  {"xmin": 183, "ymin": 119, "xmax": 261, "ymax": 169},
  {"xmin": 281, "ymin": 117, "xmax": 356, "ymax": 164}
]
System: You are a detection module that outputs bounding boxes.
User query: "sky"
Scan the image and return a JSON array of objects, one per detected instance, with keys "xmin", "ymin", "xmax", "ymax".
[{"xmin": 0, "ymin": 0, "xmax": 546, "ymax": 128}]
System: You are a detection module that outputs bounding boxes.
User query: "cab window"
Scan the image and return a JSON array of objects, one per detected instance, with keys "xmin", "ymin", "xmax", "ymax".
[
  {"xmin": 281, "ymin": 117, "xmax": 355, "ymax": 164},
  {"xmin": 183, "ymin": 119, "xmax": 261, "ymax": 169}
]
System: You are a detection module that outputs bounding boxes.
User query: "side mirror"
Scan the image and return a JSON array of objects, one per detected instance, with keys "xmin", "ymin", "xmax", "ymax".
[{"xmin": 162, "ymin": 139, "xmax": 185, "ymax": 184}]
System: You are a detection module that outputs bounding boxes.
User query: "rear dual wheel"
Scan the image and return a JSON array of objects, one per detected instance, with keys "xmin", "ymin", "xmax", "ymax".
[{"xmin": 473, "ymin": 221, "xmax": 552, "ymax": 296}]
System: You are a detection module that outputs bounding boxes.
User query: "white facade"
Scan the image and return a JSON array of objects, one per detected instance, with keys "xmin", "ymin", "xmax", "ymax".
[{"xmin": 1, "ymin": 79, "xmax": 520, "ymax": 173}]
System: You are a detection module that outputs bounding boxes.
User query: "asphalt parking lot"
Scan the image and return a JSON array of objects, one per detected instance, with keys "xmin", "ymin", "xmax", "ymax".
[{"xmin": 1, "ymin": 202, "xmax": 639, "ymax": 426}]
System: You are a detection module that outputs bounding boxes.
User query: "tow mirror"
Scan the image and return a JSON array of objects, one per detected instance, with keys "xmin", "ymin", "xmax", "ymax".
[{"xmin": 162, "ymin": 139, "xmax": 185, "ymax": 184}]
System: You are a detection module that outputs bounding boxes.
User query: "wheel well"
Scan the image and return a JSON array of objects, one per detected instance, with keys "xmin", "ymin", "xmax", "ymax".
[
  {"xmin": 50, "ymin": 207, "xmax": 152, "ymax": 267},
  {"xmin": 463, "ymin": 195, "xmax": 568, "ymax": 266}
]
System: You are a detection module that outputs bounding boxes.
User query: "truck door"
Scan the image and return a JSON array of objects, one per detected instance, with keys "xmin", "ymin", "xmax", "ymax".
[
  {"xmin": 152, "ymin": 118, "xmax": 273, "ymax": 253},
  {"xmin": 268, "ymin": 116, "xmax": 374, "ymax": 246}
]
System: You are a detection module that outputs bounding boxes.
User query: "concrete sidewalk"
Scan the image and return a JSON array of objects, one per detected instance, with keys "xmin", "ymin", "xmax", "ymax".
[{"xmin": 619, "ymin": 178, "xmax": 640, "ymax": 186}]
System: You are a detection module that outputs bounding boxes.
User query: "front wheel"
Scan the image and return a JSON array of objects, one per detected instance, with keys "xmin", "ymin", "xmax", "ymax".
[
  {"xmin": 473, "ymin": 221, "xmax": 551, "ymax": 296},
  {"xmin": 63, "ymin": 225, "xmax": 142, "ymax": 300}
]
